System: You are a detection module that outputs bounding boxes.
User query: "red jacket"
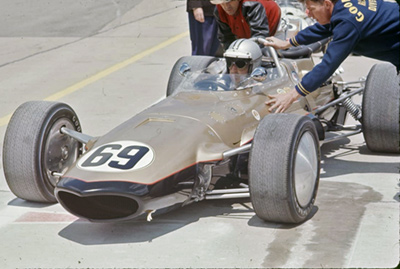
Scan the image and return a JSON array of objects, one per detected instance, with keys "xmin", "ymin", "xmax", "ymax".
[{"xmin": 215, "ymin": 0, "xmax": 281, "ymax": 49}]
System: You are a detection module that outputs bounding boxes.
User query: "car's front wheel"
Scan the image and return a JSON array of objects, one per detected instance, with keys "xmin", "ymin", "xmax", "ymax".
[
  {"xmin": 3, "ymin": 101, "xmax": 82, "ymax": 203},
  {"xmin": 362, "ymin": 63, "xmax": 400, "ymax": 153},
  {"xmin": 249, "ymin": 114, "xmax": 320, "ymax": 224}
]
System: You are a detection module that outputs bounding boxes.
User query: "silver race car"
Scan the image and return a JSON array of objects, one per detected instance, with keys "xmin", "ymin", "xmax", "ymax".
[{"xmin": 3, "ymin": 39, "xmax": 399, "ymax": 224}]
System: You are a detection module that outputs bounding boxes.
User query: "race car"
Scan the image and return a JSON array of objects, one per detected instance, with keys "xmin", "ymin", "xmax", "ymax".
[{"xmin": 2, "ymin": 39, "xmax": 399, "ymax": 224}]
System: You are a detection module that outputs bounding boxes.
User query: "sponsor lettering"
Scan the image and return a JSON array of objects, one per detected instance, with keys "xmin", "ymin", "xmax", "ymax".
[
  {"xmin": 341, "ymin": 0, "xmax": 365, "ymax": 21},
  {"xmin": 368, "ymin": 0, "xmax": 377, "ymax": 11}
]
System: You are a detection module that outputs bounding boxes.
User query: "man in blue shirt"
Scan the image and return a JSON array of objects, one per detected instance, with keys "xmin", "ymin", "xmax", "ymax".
[{"xmin": 264, "ymin": 0, "xmax": 399, "ymax": 113}]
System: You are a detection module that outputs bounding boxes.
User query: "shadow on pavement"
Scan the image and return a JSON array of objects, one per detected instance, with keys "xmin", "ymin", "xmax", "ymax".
[
  {"xmin": 260, "ymin": 181, "xmax": 384, "ymax": 268},
  {"xmin": 58, "ymin": 199, "xmax": 251, "ymax": 245},
  {"xmin": 58, "ymin": 198, "xmax": 306, "ymax": 245},
  {"xmin": 56, "ymin": 180, "xmax": 387, "ymax": 268},
  {"xmin": 8, "ymin": 198, "xmax": 55, "ymax": 209},
  {"xmin": 321, "ymin": 137, "xmax": 399, "ymax": 178}
]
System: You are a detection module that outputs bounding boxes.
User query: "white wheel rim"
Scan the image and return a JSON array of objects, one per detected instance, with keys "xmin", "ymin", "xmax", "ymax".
[{"xmin": 294, "ymin": 131, "xmax": 318, "ymax": 207}]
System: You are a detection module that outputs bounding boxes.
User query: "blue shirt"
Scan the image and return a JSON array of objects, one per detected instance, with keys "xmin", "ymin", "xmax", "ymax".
[{"xmin": 289, "ymin": 0, "xmax": 399, "ymax": 96}]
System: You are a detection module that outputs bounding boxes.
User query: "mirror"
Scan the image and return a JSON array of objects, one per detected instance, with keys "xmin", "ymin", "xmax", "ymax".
[
  {"xmin": 179, "ymin": 63, "xmax": 191, "ymax": 76},
  {"xmin": 251, "ymin": 67, "xmax": 268, "ymax": 82}
]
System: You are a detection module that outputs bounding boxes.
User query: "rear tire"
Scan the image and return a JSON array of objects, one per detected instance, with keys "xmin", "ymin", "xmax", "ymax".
[
  {"xmin": 249, "ymin": 114, "xmax": 320, "ymax": 223},
  {"xmin": 3, "ymin": 101, "xmax": 82, "ymax": 203},
  {"xmin": 167, "ymin": 56, "xmax": 217, "ymax": 96},
  {"xmin": 362, "ymin": 63, "xmax": 400, "ymax": 153}
]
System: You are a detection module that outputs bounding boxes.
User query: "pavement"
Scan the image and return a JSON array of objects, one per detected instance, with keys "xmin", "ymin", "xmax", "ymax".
[{"xmin": 0, "ymin": 0, "xmax": 398, "ymax": 268}]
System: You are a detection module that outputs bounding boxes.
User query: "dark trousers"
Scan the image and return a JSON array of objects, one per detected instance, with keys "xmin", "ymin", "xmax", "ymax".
[{"xmin": 188, "ymin": 12, "xmax": 220, "ymax": 56}]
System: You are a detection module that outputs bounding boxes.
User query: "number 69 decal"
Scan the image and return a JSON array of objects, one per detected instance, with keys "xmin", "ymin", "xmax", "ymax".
[{"xmin": 77, "ymin": 141, "xmax": 155, "ymax": 172}]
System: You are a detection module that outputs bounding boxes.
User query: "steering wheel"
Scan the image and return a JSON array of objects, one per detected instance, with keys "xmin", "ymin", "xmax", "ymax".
[{"xmin": 194, "ymin": 79, "xmax": 230, "ymax": 91}]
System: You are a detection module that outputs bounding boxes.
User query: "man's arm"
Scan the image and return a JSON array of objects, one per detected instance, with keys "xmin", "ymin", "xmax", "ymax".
[
  {"xmin": 290, "ymin": 23, "xmax": 332, "ymax": 47},
  {"xmin": 187, "ymin": 0, "xmax": 205, "ymax": 8},
  {"xmin": 241, "ymin": 1, "xmax": 270, "ymax": 38},
  {"xmin": 187, "ymin": 0, "xmax": 206, "ymax": 22},
  {"xmin": 295, "ymin": 20, "xmax": 360, "ymax": 96},
  {"xmin": 263, "ymin": 22, "xmax": 332, "ymax": 49},
  {"xmin": 266, "ymin": 19, "xmax": 361, "ymax": 113},
  {"xmin": 214, "ymin": 8, "xmax": 236, "ymax": 50}
]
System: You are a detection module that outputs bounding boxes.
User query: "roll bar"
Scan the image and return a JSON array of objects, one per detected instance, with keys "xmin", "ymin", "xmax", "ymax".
[
  {"xmin": 253, "ymin": 37, "xmax": 285, "ymax": 78},
  {"xmin": 278, "ymin": 37, "xmax": 331, "ymax": 59}
]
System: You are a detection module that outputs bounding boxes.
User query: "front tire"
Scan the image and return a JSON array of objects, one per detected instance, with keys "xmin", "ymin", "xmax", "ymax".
[
  {"xmin": 249, "ymin": 114, "xmax": 320, "ymax": 224},
  {"xmin": 362, "ymin": 63, "xmax": 400, "ymax": 153},
  {"xmin": 3, "ymin": 101, "xmax": 82, "ymax": 203}
]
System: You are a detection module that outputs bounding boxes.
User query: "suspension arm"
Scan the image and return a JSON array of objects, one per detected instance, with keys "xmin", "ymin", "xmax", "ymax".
[
  {"xmin": 60, "ymin": 127, "xmax": 94, "ymax": 144},
  {"xmin": 313, "ymin": 87, "xmax": 364, "ymax": 116}
]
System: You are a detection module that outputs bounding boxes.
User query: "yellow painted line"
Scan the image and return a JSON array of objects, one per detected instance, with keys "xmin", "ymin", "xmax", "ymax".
[
  {"xmin": 0, "ymin": 31, "xmax": 189, "ymax": 127},
  {"xmin": 0, "ymin": 114, "xmax": 12, "ymax": 127}
]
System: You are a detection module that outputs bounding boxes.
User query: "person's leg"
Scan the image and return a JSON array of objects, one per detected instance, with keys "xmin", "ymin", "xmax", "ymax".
[
  {"xmin": 201, "ymin": 16, "xmax": 220, "ymax": 56},
  {"xmin": 188, "ymin": 12, "xmax": 204, "ymax": 55}
]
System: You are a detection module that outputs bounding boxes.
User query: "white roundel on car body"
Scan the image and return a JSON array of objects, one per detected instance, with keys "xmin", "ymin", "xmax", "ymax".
[
  {"xmin": 252, "ymin": 109, "xmax": 261, "ymax": 121},
  {"xmin": 77, "ymin": 141, "xmax": 155, "ymax": 172}
]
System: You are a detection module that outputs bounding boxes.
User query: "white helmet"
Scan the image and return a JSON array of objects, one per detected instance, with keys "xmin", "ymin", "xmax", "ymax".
[{"xmin": 223, "ymin": 39, "xmax": 262, "ymax": 73}]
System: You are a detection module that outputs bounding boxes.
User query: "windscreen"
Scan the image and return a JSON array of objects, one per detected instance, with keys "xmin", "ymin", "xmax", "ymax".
[{"xmin": 178, "ymin": 72, "xmax": 251, "ymax": 93}]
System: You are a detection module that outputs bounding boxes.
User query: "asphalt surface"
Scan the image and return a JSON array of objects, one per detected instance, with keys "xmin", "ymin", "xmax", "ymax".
[{"xmin": 0, "ymin": 0, "xmax": 398, "ymax": 268}]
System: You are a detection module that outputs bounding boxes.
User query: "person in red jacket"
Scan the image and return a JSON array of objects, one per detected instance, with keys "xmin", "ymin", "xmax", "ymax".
[{"xmin": 211, "ymin": 0, "xmax": 281, "ymax": 50}]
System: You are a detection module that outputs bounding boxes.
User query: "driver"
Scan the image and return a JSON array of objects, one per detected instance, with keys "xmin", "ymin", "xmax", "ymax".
[
  {"xmin": 223, "ymin": 38, "xmax": 262, "ymax": 79},
  {"xmin": 195, "ymin": 39, "xmax": 263, "ymax": 91}
]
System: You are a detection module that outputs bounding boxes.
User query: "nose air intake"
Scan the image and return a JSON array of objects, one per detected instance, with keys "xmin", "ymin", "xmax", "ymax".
[{"xmin": 57, "ymin": 192, "xmax": 140, "ymax": 220}]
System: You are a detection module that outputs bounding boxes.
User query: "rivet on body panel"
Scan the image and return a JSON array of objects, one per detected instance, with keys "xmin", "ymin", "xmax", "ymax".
[{"xmin": 252, "ymin": 110, "xmax": 261, "ymax": 121}]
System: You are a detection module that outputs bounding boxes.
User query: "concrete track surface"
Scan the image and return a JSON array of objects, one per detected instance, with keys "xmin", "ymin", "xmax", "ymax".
[{"xmin": 0, "ymin": 0, "xmax": 398, "ymax": 268}]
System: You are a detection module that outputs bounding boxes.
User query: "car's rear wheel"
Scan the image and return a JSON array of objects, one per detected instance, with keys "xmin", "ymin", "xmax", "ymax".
[
  {"xmin": 3, "ymin": 101, "xmax": 82, "ymax": 203},
  {"xmin": 362, "ymin": 63, "xmax": 400, "ymax": 153},
  {"xmin": 249, "ymin": 114, "xmax": 320, "ymax": 224},
  {"xmin": 166, "ymin": 56, "xmax": 217, "ymax": 96}
]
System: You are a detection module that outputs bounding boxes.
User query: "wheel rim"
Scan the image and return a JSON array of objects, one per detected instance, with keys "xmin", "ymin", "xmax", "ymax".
[
  {"xmin": 44, "ymin": 118, "xmax": 80, "ymax": 187},
  {"xmin": 294, "ymin": 131, "xmax": 318, "ymax": 207}
]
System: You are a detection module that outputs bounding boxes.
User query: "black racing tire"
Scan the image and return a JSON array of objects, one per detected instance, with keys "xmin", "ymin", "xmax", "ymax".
[
  {"xmin": 3, "ymin": 101, "xmax": 82, "ymax": 203},
  {"xmin": 166, "ymin": 55, "xmax": 217, "ymax": 96},
  {"xmin": 249, "ymin": 114, "xmax": 320, "ymax": 224},
  {"xmin": 362, "ymin": 63, "xmax": 400, "ymax": 153}
]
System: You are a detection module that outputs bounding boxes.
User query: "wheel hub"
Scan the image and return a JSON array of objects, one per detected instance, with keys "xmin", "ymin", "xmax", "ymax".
[
  {"xmin": 44, "ymin": 119, "xmax": 80, "ymax": 186},
  {"xmin": 294, "ymin": 132, "xmax": 318, "ymax": 207}
]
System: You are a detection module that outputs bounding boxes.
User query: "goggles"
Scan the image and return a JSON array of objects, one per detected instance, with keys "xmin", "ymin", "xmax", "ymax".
[{"xmin": 226, "ymin": 58, "xmax": 250, "ymax": 69}]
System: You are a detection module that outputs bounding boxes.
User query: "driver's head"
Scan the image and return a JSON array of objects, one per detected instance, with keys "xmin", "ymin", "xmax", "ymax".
[{"xmin": 223, "ymin": 39, "xmax": 262, "ymax": 74}]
